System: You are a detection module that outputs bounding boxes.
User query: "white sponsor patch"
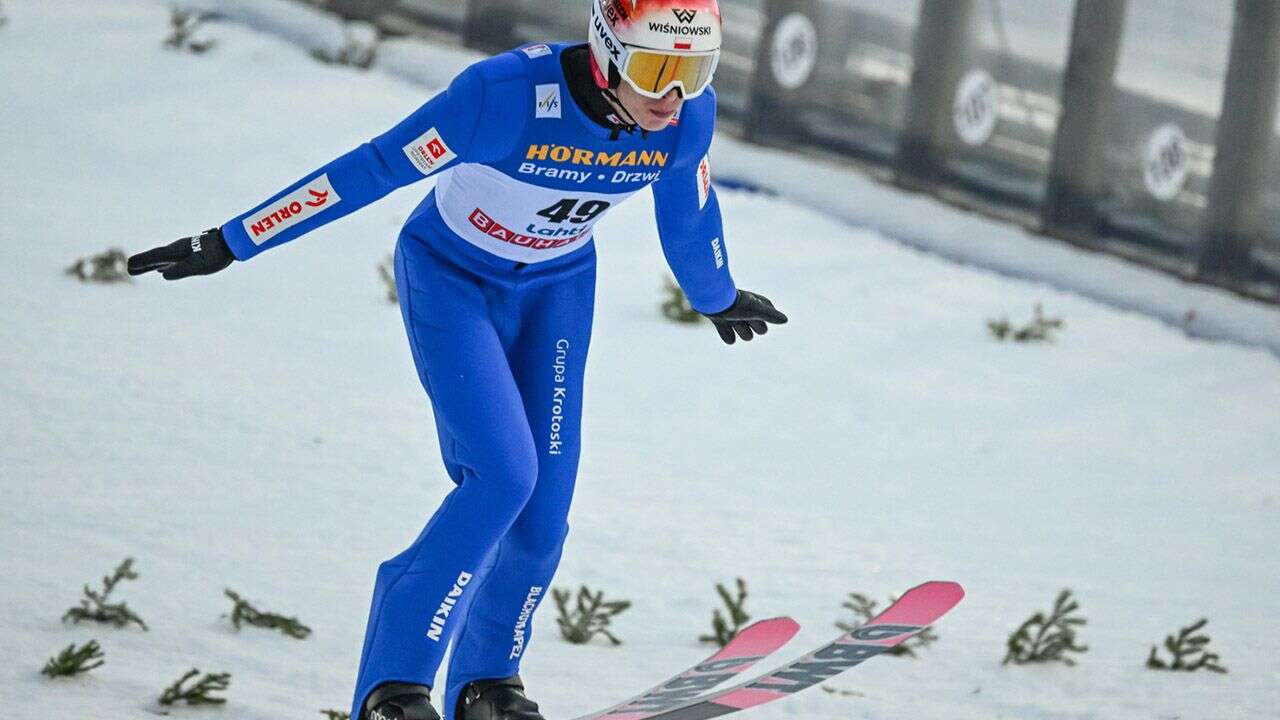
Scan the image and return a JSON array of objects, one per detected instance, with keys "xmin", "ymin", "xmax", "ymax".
[
  {"xmin": 403, "ymin": 127, "xmax": 457, "ymax": 177},
  {"xmin": 536, "ymin": 84, "xmax": 562, "ymax": 119},
  {"xmin": 243, "ymin": 174, "xmax": 341, "ymax": 245},
  {"xmin": 697, "ymin": 153, "xmax": 712, "ymax": 210},
  {"xmin": 522, "ymin": 44, "xmax": 552, "ymax": 59}
]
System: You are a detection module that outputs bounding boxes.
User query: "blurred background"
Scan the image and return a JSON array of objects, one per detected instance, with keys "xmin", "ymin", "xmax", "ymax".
[{"xmin": 308, "ymin": 0, "xmax": 1280, "ymax": 304}]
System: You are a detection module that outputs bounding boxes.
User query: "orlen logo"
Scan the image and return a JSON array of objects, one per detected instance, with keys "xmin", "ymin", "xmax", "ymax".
[
  {"xmin": 403, "ymin": 127, "xmax": 457, "ymax": 177},
  {"xmin": 243, "ymin": 174, "xmax": 341, "ymax": 245},
  {"xmin": 697, "ymin": 153, "xmax": 712, "ymax": 209}
]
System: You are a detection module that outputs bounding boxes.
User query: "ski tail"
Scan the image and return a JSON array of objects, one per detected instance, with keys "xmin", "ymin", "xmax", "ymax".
[
  {"xmin": 597, "ymin": 581, "xmax": 965, "ymax": 720},
  {"xmin": 568, "ymin": 616, "xmax": 800, "ymax": 720}
]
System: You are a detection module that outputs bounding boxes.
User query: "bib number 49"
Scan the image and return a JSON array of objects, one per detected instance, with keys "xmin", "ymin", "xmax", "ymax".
[{"xmin": 536, "ymin": 198, "xmax": 611, "ymax": 224}]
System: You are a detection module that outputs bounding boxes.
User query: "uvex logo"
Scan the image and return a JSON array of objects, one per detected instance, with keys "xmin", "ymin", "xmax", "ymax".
[{"xmin": 673, "ymin": 8, "xmax": 697, "ymax": 23}]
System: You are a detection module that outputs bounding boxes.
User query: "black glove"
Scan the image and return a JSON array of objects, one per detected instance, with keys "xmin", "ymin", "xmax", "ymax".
[
  {"xmin": 128, "ymin": 227, "xmax": 234, "ymax": 280},
  {"xmin": 703, "ymin": 289, "xmax": 788, "ymax": 345}
]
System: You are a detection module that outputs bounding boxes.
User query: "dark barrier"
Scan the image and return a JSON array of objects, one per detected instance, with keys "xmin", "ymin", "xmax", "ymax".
[
  {"xmin": 1042, "ymin": 0, "xmax": 1127, "ymax": 237},
  {"xmin": 315, "ymin": 0, "xmax": 1280, "ymax": 301},
  {"xmin": 1199, "ymin": 0, "xmax": 1280, "ymax": 289},
  {"xmin": 462, "ymin": 0, "xmax": 519, "ymax": 52}
]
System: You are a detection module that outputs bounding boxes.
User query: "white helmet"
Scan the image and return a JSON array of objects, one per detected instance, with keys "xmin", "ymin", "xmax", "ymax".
[{"xmin": 588, "ymin": 0, "xmax": 723, "ymax": 99}]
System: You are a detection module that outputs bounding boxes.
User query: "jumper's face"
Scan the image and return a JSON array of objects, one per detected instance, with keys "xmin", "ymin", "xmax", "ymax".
[{"xmin": 615, "ymin": 82, "xmax": 684, "ymax": 132}]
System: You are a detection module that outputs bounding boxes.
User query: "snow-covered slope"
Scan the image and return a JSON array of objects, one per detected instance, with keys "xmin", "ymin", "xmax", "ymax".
[{"xmin": 1, "ymin": 2, "xmax": 1277, "ymax": 719}]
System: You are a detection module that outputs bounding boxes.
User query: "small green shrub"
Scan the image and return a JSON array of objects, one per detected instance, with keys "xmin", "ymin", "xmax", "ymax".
[
  {"xmin": 378, "ymin": 255, "xmax": 397, "ymax": 303},
  {"xmin": 988, "ymin": 303, "xmax": 1064, "ymax": 343},
  {"xmin": 164, "ymin": 7, "xmax": 216, "ymax": 54},
  {"xmin": 62, "ymin": 558, "xmax": 148, "ymax": 631},
  {"xmin": 159, "ymin": 668, "xmax": 230, "ymax": 706},
  {"xmin": 41, "ymin": 640, "xmax": 105, "ymax": 678},
  {"xmin": 65, "ymin": 249, "xmax": 130, "ymax": 283},
  {"xmin": 1003, "ymin": 589, "xmax": 1088, "ymax": 666},
  {"xmin": 1147, "ymin": 618, "xmax": 1228, "ymax": 673},
  {"xmin": 661, "ymin": 276, "xmax": 701, "ymax": 324},
  {"xmin": 553, "ymin": 585, "xmax": 631, "ymax": 645},
  {"xmin": 224, "ymin": 589, "xmax": 312, "ymax": 639},
  {"xmin": 699, "ymin": 578, "xmax": 749, "ymax": 647}
]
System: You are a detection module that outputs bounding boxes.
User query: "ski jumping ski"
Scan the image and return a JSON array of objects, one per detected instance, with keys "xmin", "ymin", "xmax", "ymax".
[
  {"xmin": 569, "ymin": 616, "xmax": 801, "ymax": 720},
  {"xmin": 574, "ymin": 581, "xmax": 965, "ymax": 720}
]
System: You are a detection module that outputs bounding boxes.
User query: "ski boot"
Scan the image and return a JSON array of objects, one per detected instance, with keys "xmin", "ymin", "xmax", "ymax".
[
  {"xmin": 456, "ymin": 675, "xmax": 545, "ymax": 720},
  {"xmin": 363, "ymin": 682, "xmax": 440, "ymax": 720}
]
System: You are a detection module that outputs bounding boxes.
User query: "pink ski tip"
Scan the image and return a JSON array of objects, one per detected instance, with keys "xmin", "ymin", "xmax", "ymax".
[
  {"xmin": 875, "ymin": 581, "xmax": 965, "ymax": 627},
  {"xmin": 711, "ymin": 616, "xmax": 800, "ymax": 660}
]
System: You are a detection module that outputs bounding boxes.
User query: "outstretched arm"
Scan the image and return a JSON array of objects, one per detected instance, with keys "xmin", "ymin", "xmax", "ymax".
[{"xmin": 129, "ymin": 56, "xmax": 525, "ymax": 280}]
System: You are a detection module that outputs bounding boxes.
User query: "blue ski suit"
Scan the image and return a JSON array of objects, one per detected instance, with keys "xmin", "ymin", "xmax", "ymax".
[{"xmin": 218, "ymin": 42, "xmax": 737, "ymax": 720}]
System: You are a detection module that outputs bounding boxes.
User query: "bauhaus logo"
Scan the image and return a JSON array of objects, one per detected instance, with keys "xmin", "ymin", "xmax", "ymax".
[{"xmin": 673, "ymin": 9, "xmax": 697, "ymax": 23}]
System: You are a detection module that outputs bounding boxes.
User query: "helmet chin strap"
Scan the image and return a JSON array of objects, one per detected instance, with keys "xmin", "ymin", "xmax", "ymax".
[{"xmin": 589, "ymin": 52, "xmax": 642, "ymax": 136}]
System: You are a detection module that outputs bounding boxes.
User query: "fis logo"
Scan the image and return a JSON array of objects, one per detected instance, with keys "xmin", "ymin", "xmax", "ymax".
[
  {"xmin": 673, "ymin": 9, "xmax": 697, "ymax": 23},
  {"xmin": 536, "ymin": 84, "xmax": 562, "ymax": 119}
]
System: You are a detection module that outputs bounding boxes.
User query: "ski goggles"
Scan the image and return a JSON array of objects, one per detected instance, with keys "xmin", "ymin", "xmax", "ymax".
[{"xmin": 620, "ymin": 47, "xmax": 720, "ymax": 99}]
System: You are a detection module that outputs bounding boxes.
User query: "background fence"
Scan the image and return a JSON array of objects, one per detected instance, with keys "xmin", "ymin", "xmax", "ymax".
[{"xmin": 318, "ymin": 0, "xmax": 1280, "ymax": 303}]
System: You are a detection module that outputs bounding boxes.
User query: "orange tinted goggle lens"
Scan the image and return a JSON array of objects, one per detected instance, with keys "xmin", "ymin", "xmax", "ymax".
[{"xmin": 624, "ymin": 50, "xmax": 716, "ymax": 97}]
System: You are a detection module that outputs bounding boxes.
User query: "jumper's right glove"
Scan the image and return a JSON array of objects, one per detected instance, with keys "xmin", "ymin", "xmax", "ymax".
[
  {"xmin": 703, "ymin": 289, "xmax": 788, "ymax": 345},
  {"xmin": 128, "ymin": 227, "xmax": 234, "ymax": 280}
]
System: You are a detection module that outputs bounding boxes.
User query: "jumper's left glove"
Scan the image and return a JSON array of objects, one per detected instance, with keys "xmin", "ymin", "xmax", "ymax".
[
  {"xmin": 128, "ymin": 227, "xmax": 234, "ymax": 281},
  {"xmin": 703, "ymin": 289, "xmax": 788, "ymax": 345}
]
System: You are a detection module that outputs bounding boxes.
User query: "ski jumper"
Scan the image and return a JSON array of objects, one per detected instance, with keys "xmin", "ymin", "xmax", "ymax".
[{"xmin": 218, "ymin": 43, "xmax": 737, "ymax": 720}]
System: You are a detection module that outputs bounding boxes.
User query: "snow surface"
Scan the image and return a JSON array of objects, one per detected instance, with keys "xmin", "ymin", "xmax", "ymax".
[{"xmin": 2, "ymin": 2, "xmax": 1279, "ymax": 719}]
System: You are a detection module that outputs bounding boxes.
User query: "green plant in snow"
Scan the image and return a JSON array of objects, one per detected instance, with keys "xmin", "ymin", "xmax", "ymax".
[
  {"xmin": 158, "ymin": 668, "xmax": 230, "ymax": 706},
  {"xmin": 837, "ymin": 592, "xmax": 938, "ymax": 657},
  {"xmin": 41, "ymin": 640, "xmax": 105, "ymax": 678},
  {"xmin": 1147, "ymin": 618, "xmax": 1228, "ymax": 673},
  {"xmin": 700, "ymin": 577, "xmax": 749, "ymax": 647},
  {"xmin": 65, "ymin": 248, "xmax": 130, "ymax": 283},
  {"xmin": 224, "ymin": 589, "xmax": 312, "ymax": 639},
  {"xmin": 164, "ymin": 7, "xmax": 216, "ymax": 53},
  {"xmin": 661, "ymin": 276, "xmax": 701, "ymax": 323},
  {"xmin": 320, "ymin": 710, "xmax": 351, "ymax": 720},
  {"xmin": 1003, "ymin": 589, "xmax": 1088, "ymax": 666},
  {"xmin": 378, "ymin": 255, "xmax": 397, "ymax": 303},
  {"xmin": 62, "ymin": 558, "xmax": 148, "ymax": 631},
  {"xmin": 988, "ymin": 303, "xmax": 1064, "ymax": 343},
  {"xmin": 553, "ymin": 585, "xmax": 631, "ymax": 645}
]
